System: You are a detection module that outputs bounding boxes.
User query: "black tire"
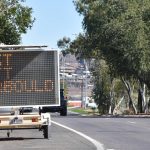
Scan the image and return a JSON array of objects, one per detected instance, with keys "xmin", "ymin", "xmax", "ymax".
[
  {"xmin": 43, "ymin": 125, "xmax": 50, "ymax": 139},
  {"xmin": 60, "ymin": 107, "xmax": 67, "ymax": 116}
]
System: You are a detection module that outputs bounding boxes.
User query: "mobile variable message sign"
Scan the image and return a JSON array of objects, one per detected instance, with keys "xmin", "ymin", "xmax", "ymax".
[{"xmin": 0, "ymin": 49, "xmax": 60, "ymax": 107}]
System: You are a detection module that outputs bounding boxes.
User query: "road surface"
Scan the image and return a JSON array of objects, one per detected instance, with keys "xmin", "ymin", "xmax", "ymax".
[
  {"xmin": 52, "ymin": 113, "xmax": 150, "ymax": 150},
  {"xmin": 0, "ymin": 118, "xmax": 96, "ymax": 150},
  {"xmin": 0, "ymin": 113, "xmax": 150, "ymax": 150}
]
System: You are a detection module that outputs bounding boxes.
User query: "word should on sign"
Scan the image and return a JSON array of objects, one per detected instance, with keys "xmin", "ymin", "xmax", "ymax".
[{"xmin": 0, "ymin": 80, "xmax": 54, "ymax": 93}]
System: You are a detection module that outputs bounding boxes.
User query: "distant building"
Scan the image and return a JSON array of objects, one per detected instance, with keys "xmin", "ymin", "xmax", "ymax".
[{"xmin": 59, "ymin": 52, "xmax": 93, "ymax": 99}]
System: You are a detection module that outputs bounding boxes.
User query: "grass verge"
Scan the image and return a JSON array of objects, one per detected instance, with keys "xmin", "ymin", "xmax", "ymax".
[{"xmin": 69, "ymin": 107, "xmax": 99, "ymax": 115}]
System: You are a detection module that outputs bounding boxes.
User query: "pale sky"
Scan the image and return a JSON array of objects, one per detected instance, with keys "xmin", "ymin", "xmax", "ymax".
[{"xmin": 21, "ymin": 0, "xmax": 83, "ymax": 49}]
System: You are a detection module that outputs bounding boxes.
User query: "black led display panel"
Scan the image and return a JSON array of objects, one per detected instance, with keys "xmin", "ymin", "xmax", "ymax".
[{"xmin": 0, "ymin": 50, "xmax": 59, "ymax": 107}]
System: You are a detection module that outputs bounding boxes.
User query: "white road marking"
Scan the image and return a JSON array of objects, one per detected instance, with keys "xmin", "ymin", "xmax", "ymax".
[
  {"xmin": 128, "ymin": 121, "xmax": 136, "ymax": 124},
  {"xmin": 23, "ymin": 147, "xmax": 48, "ymax": 149},
  {"xmin": 52, "ymin": 121, "xmax": 105, "ymax": 150}
]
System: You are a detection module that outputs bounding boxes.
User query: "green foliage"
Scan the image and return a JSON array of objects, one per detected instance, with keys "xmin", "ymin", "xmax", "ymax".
[
  {"xmin": 0, "ymin": 0, "xmax": 35, "ymax": 44},
  {"xmin": 69, "ymin": 108, "xmax": 89, "ymax": 115},
  {"xmin": 64, "ymin": 81, "xmax": 68, "ymax": 96},
  {"xmin": 57, "ymin": 0, "xmax": 150, "ymax": 114},
  {"xmin": 57, "ymin": 37, "xmax": 71, "ymax": 56},
  {"xmin": 70, "ymin": 33, "xmax": 98, "ymax": 59},
  {"xmin": 74, "ymin": 0, "xmax": 150, "ymax": 88},
  {"xmin": 92, "ymin": 59, "xmax": 111, "ymax": 114}
]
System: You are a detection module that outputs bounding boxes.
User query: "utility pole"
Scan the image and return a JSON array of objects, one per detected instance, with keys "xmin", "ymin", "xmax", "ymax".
[
  {"xmin": 81, "ymin": 76, "xmax": 84, "ymax": 108},
  {"xmin": 63, "ymin": 54, "xmax": 65, "ymax": 89},
  {"xmin": 84, "ymin": 59, "xmax": 88, "ymax": 109},
  {"xmin": 81, "ymin": 59, "xmax": 88, "ymax": 109}
]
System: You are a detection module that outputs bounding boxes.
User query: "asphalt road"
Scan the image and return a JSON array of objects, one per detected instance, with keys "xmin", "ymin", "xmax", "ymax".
[
  {"xmin": 0, "ymin": 118, "xmax": 96, "ymax": 150},
  {"xmin": 52, "ymin": 113, "xmax": 150, "ymax": 150},
  {"xmin": 0, "ymin": 113, "xmax": 150, "ymax": 150}
]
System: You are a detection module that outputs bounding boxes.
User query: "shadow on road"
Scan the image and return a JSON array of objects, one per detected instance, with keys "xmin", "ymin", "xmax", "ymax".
[{"xmin": 0, "ymin": 137, "xmax": 44, "ymax": 141}]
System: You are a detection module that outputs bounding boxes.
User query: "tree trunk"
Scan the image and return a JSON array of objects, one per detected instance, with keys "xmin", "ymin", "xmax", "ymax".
[
  {"xmin": 138, "ymin": 89, "xmax": 143, "ymax": 113},
  {"xmin": 113, "ymin": 96, "xmax": 124, "ymax": 115},
  {"xmin": 109, "ymin": 91, "xmax": 113, "ymax": 114},
  {"xmin": 109, "ymin": 78, "xmax": 115, "ymax": 114},
  {"xmin": 121, "ymin": 77, "xmax": 137, "ymax": 114},
  {"xmin": 138, "ymin": 81, "xmax": 146, "ymax": 113}
]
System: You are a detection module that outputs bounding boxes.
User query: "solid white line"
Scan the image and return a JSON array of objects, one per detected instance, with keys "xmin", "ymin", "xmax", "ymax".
[{"xmin": 52, "ymin": 121, "xmax": 105, "ymax": 150}]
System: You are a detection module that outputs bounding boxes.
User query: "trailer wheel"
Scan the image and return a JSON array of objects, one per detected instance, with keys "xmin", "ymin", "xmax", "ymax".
[
  {"xmin": 60, "ymin": 107, "xmax": 67, "ymax": 116},
  {"xmin": 43, "ymin": 125, "xmax": 50, "ymax": 139}
]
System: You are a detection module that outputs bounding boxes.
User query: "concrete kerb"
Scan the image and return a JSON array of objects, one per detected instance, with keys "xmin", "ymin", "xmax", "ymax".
[
  {"xmin": 80, "ymin": 114, "xmax": 150, "ymax": 118},
  {"xmin": 68, "ymin": 109, "xmax": 150, "ymax": 118}
]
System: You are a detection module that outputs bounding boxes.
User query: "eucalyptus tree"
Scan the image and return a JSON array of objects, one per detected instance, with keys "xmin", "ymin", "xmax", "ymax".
[
  {"xmin": 0, "ymin": 0, "xmax": 35, "ymax": 44},
  {"xmin": 92, "ymin": 59, "xmax": 113, "ymax": 114},
  {"xmin": 74, "ymin": 0, "xmax": 150, "ymax": 82},
  {"xmin": 73, "ymin": 0, "xmax": 150, "ymax": 113},
  {"xmin": 57, "ymin": 37, "xmax": 71, "ymax": 56}
]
